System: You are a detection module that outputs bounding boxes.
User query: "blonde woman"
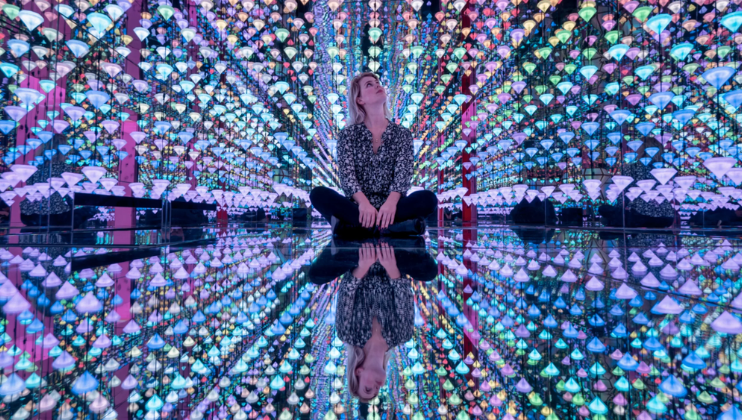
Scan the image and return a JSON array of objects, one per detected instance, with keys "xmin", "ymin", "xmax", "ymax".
[
  {"xmin": 336, "ymin": 242, "xmax": 414, "ymax": 401},
  {"xmin": 310, "ymin": 72, "xmax": 437, "ymax": 238}
]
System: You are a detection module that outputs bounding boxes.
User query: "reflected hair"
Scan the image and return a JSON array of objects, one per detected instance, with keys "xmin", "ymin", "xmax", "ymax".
[
  {"xmin": 347, "ymin": 72, "xmax": 392, "ymax": 125},
  {"xmin": 346, "ymin": 343, "xmax": 392, "ymax": 403}
]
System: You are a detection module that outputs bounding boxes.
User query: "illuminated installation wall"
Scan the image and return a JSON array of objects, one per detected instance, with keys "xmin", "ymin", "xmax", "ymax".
[
  {"xmin": 3, "ymin": 0, "xmax": 742, "ymax": 227},
  {"xmin": 0, "ymin": 0, "xmax": 318, "ymax": 229},
  {"xmin": 430, "ymin": 3, "xmax": 742, "ymax": 224}
]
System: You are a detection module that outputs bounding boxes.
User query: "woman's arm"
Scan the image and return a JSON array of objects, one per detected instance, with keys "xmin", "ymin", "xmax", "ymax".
[
  {"xmin": 389, "ymin": 279, "xmax": 415, "ymax": 347},
  {"xmin": 339, "ymin": 271, "xmax": 363, "ymax": 298},
  {"xmin": 389, "ymin": 129, "xmax": 413, "ymax": 196},
  {"xmin": 352, "ymin": 191, "xmax": 372, "ymax": 207},
  {"xmin": 378, "ymin": 129, "xmax": 413, "ymax": 228},
  {"xmin": 335, "ymin": 271, "xmax": 363, "ymax": 340},
  {"xmin": 336, "ymin": 129, "xmax": 364, "ymax": 201}
]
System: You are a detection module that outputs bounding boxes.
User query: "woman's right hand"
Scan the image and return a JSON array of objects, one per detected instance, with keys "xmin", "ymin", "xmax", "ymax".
[
  {"xmin": 358, "ymin": 200, "xmax": 378, "ymax": 228},
  {"xmin": 352, "ymin": 242, "xmax": 377, "ymax": 278}
]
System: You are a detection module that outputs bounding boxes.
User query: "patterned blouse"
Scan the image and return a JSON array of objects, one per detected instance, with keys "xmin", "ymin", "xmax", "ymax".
[
  {"xmin": 336, "ymin": 263, "xmax": 414, "ymax": 349},
  {"xmin": 616, "ymin": 162, "xmax": 674, "ymax": 218},
  {"xmin": 336, "ymin": 121, "xmax": 414, "ymax": 209}
]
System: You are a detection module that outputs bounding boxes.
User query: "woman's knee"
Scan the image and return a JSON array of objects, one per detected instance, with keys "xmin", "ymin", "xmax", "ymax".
[
  {"xmin": 413, "ymin": 190, "xmax": 438, "ymax": 214},
  {"xmin": 310, "ymin": 187, "xmax": 334, "ymax": 207}
]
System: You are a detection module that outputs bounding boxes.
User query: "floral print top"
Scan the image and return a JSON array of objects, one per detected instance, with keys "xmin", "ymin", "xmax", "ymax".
[
  {"xmin": 336, "ymin": 263, "xmax": 414, "ymax": 349},
  {"xmin": 336, "ymin": 120, "xmax": 414, "ymax": 209}
]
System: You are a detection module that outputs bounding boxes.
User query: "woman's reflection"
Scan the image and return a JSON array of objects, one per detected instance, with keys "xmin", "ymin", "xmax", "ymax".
[
  {"xmin": 307, "ymin": 238, "xmax": 436, "ymax": 401},
  {"xmin": 308, "ymin": 237, "xmax": 437, "ymax": 285},
  {"xmin": 335, "ymin": 243, "xmax": 413, "ymax": 402},
  {"xmin": 307, "ymin": 240, "xmax": 430, "ymax": 404}
]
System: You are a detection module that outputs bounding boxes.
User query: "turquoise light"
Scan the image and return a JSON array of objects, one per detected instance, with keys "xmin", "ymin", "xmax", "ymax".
[
  {"xmin": 608, "ymin": 43, "xmax": 629, "ymax": 60},
  {"xmin": 556, "ymin": 81, "xmax": 573, "ymax": 95},
  {"xmin": 722, "ymin": 11, "xmax": 742, "ymax": 32},
  {"xmin": 87, "ymin": 12, "xmax": 113, "ymax": 35},
  {"xmin": 579, "ymin": 65, "xmax": 597, "ymax": 80},
  {"xmin": 646, "ymin": 13, "xmax": 672, "ymax": 34},
  {"xmin": 670, "ymin": 43, "xmax": 693, "ymax": 61},
  {"xmin": 604, "ymin": 82, "xmax": 619, "ymax": 96},
  {"xmin": 635, "ymin": 65, "xmax": 655, "ymax": 80},
  {"xmin": 0, "ymin": 63, "xmax": 19, "ymax": 78}
]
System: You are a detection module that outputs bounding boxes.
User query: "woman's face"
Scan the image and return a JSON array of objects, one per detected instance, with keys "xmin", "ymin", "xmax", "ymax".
[
  {"xmin": 355, "ymin": 361, "xmax": 386, "ymax": 400},
  {"xmin": 356, "ymin": 76, "xmax": 386, "ymax": 108}
]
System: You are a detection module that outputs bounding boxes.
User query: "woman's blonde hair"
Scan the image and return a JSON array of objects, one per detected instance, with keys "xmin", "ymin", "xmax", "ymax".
[
  {"xmin": 347, "ymin": 72, "xmax": 393, "ymax": 125},
  {"xmin": 346, "ymin": 343, "xmax": 392, "ymax": 403}
]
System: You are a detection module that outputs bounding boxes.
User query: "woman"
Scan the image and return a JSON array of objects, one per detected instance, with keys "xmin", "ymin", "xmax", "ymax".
[
  {"xmin": 336, "ymin": 242, "xmax": 414, "ymax": 402},
  {"xmin": 310, "ymin": 72, "xmax": 437, "ymax": 237},
  {"xmin": 599, "ymin": 139, "xmax": 675, "ymax": 228}
]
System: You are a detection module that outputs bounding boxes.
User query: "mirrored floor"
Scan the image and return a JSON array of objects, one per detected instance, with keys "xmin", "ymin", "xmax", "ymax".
[{"xmin": 1, "ymin": 225, "xmax": 741, "ymax": 420}]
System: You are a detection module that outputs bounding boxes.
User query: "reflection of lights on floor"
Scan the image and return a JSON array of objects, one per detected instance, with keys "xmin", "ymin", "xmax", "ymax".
[{"xmin": 1, "ymin": 228, "xmax": 742, "ymax": 419}]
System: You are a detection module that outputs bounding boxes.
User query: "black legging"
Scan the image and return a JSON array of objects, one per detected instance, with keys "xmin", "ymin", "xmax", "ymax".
[
  {"xmin": 510, "ymin": 197, "xmax": 556, "ymax": 225},
  {"xmin": 309, "ymin": 187, "xmax": 437, "ymax": 226},
  {"xmin": 599, "ymin": 205, "xmax": 674, "ymax": 228},
  {"xmin": 690, "ymin": 209, "xmax": 742, "ymax": 227},
  {"xmin": 307, "ymin": 238, "xmax": 438, "ymax": 285}
]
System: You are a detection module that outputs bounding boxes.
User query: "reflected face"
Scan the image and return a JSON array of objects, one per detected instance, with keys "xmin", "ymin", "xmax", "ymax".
[
  {"xmin": 355, "ymin": 362, "xmax": 386, "ymax": 400},
  {"xmin": 356, "ymin": 76, "xmax": 386, "ymax": 108}
]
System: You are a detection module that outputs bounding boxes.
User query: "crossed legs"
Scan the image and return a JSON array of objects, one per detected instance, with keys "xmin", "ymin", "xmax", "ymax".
[{"xmin": 309, "ymin": 187, "xmax": 437, "ymax": 226}]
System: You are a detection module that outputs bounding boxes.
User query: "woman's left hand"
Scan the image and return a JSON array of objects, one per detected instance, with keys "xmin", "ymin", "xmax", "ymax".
[
  {"xmin": 377, "ymin": 200, "xmax": 397, "ymax": 229},
  {"xmin": 377, "ymin": 243, "xmax": 401, "ymax": 278}
]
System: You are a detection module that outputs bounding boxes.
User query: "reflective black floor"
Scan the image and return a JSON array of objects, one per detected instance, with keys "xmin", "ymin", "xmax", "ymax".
[{"xmin": 1, "ymin": 225, "xmax": 741, "ymax": 419}]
